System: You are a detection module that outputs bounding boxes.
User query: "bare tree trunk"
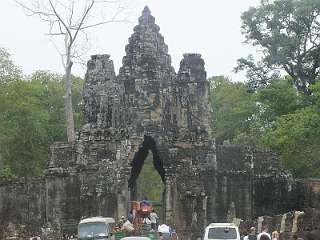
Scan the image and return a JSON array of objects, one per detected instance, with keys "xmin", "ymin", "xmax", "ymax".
[
  {"xmin": 16, "ymin": 0, "xmax": 127, "ymax": 142},
  {"xmin": 64, "ymin": 56, "xmax": 75, "ymax": 142}
]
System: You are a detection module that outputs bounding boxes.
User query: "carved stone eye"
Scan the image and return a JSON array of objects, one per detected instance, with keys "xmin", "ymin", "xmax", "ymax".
[{"xmin": 87, "ymin": 60, "xmax": 95, "ymax": 70}]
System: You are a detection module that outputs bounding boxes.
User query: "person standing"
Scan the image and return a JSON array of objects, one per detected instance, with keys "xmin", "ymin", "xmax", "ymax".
[
  {"xmin": 257, "ymin": 226, "xmax": 271, "ymax": 240},
  {"xmin": 117, "ymin": 216, "xmax": 126, "ymax": 229},
  {"xmin": 272, "ymin": 231, "xmax": 279, "ymax": 240},
  {"xmin": 128, "ymin": 210, "xmax": 134, "ymax": 223},
  {"xmin": 242, "ymin": 229, "xmax": 248, "ymax": 240},
  {"xmin": 247, "ymin": 227, "xmax": 257, "ymax": 240},
  {"xmin": 259, "ymin": 235, "xmax": 271, "ymax": 240},
  {"xmin": 150, "ymin": 209, "xmax": 159, "ymax": 231}
]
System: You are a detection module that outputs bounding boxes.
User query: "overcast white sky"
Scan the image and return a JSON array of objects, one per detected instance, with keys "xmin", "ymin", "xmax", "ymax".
[{"xmin": 0, "ymin": 0, "xmax": 260, "ymax": 81}]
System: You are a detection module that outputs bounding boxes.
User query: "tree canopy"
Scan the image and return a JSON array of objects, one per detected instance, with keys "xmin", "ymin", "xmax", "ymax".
[
  {"xmin": 210, "ymin": 76, "xmax": 257, "ymax": 145},
  {"xmin": 264, "ymin": 81, "xmax": 320, "ymax": 177},
  {"xmin": 0, "ymin": 48, "xmax": 22, "ymax": 84},
  {"xmin": 210, "ymin": 74, "xmax": 320, "ymax": 178},
  {"xmin": 0, "ymin": 49, "xmax": 83, "ymax": 177},
  {"xmin": 17, "ymin": 0, "xmax": 126, "ymax": 142},
  {"xmin": 236, "ymin": 0, "xmax": 320, "ymax": 94}
]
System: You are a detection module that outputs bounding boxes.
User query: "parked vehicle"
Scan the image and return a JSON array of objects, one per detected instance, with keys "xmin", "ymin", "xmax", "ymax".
[
  {"xmin": 78, "ymin": 217, "xmax": 116, "ymax": 240},
  {"xmin": 203, "ymin": 223, "xmax": 240, "ymax": 240}
]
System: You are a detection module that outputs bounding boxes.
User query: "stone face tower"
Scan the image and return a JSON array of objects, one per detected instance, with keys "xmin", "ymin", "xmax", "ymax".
[
  {"xmin": 0, "ymin": 6, "xmax": 300, "ymax": 239},
  {"xmin": 48, "ymin": 6, "xmax": 215, "ymax": 238}
]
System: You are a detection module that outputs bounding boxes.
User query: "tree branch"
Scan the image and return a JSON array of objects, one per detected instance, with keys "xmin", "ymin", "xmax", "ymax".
[
  {"xmin": 70, "ymin": 0, "xmax": 95, "ymax": 46},
  {"xmin": 75, "ymin": 4, "xmax": 127, "ymax": 30},
  {"xmin": 68, "ymin": 0, "xmax": 75, "ymax": 26},
  {"xmin": 48, "ymin": 0, "xmax": 73, "ymax": 44},
  {"xmin": 46, "ymin": 32, "xmax": 66, "ymax": 36},
  {"xmin": 15, "ymin": 0, "xmax": 55, "ymax": 17}
]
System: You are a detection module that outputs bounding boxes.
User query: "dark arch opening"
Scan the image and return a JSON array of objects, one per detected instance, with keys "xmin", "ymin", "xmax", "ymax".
[{"xmin": 128, "ymin": 135, "xmax": 165, "ymax": 189}]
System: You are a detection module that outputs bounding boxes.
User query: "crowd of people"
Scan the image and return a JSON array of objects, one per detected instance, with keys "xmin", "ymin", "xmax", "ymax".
[
  {"xmin": 241, "ymin": 227, "xmax": 304, "ymax": 240},
  {"xmin": 115, "ymin": 199, "xmax": 161, "ymax": 234},
  {"xmin": 115, "ymin": 199, "xmax": 179, "ymax": 240}
]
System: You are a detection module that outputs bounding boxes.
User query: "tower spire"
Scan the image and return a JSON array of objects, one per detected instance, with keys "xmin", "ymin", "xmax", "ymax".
[
  {"xmin": 139, "ymin": 6, "xmax": 155, "ymax": 25},
  {"xmin": 142, "ymin": 6, "xmax": 151, "ymax": 16}
]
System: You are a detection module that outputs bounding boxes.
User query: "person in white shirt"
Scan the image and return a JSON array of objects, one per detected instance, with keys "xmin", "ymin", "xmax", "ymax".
[
  {"xmin": 143, "ymin": 217, "xmax": 152, "ymax": 224},
  {"xmin": 257, "ymin": 226, "xmax": 271, "ymax": 240},
  {"xmin": 150, "ymin": 209, "xmax": 159, "ymax": 230},
  {"xmin": 244, "ymin": 227, "xmax": 257, "ymax": 240},
  {"xmin": 243, "ymin": 232, "xmax": 249, "ymax": 240}
]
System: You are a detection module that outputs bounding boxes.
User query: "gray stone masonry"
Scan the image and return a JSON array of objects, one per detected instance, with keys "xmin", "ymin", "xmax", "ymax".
[{"xmin": 0, "ymin": 6, "xmax": 314, "ymax": 240}]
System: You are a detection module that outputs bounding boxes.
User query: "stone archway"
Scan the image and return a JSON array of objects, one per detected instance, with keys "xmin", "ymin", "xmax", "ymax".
[
  {"xmin": 46, "ymin": 7, "xmax": 215, "ymax": 240},
  {"xmin": 128, "ymin": 135, "xmax": 166, "ymax": 220},
  {"xmin": 128, "ymin": 135, "xmax": 165, "ymax": 189}
]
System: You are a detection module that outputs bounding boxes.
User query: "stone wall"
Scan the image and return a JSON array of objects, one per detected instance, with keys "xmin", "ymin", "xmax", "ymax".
[
  {"xmin": 45, "ymin": 173, "xmax": 81, "ymax": 234},
  {"xmin": 1, "ymin": 6, "xmax": 319, "ymax": 240},
  {"xmin": 0, "ymin": 177, "xmax": 45, "ymax": 237},
  {"xmin": 205, "ymin": 145, "xmax": 292, "ymax": 224},
  {"xmin": 46, "ymin": 7, "xmax": 215, "ymax": 240}
]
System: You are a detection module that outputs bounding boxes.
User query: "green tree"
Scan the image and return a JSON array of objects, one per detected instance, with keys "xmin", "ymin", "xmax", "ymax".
[
  {"xmin": 0, "ymin": 80, "xmax": 50, "ymax": 176},
  {"xmin": 29, "ymin": 71, "xmax": 84, "ymax": 139},
  {"xmin": 210, "ymin": 75, "xmax": 305, "ymax": 148},
  {"xmin": 264, "ymin": 81, "xmax": 320, "ymax": 177},
  {"xmin": 137, "ymin": 155, "xmax": 164, "ymax": 201},
  {"xmin": 0, "ymin": 68, "xmax": 84, "ymax": 177},
  {"xmin": 233, "ymin": 78, "xmax": 302, "ymax": 148},
  {"xmin": 210, "ymin": 76, "xmax": 257, "ymax": 145},
  {"xmin": 236, "ymin": 0, "xmax": 320, "ymax": 94},
  {"xmin": 265, "ymin": 109, "xmax": 320, "ymax": 177},
  {"xmin": 0, "ymin": 48, "xmax": 23, "ymax": 177},
  {"xmin": 255, "ymin": 77, "xmax": 302, "ymax": 126},
  {"xmin": 0, "ymin": 48, "xmax": 22, "ymax": 84},
  {"xmin": 17, "ymin": 0, "xmax": 126, "ymax": 142}
]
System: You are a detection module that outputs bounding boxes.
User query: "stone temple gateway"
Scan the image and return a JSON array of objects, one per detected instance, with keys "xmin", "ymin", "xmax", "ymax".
[
  {"xmin": 54, "ymin": 6, "xmax": 216, "ymax": 236},
  {"xmin": 0, "ymin": 6, "xmax": 314, "ymax": 240}
]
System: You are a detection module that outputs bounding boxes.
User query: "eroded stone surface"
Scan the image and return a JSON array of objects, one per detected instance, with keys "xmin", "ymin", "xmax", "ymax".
[
  {"xmin": 45, "ymin": 7, "xmax": 215, "ymax": 238},
  {"xmin": 0, "ymin": 6, "xmax": 314, "ymax": 240}
]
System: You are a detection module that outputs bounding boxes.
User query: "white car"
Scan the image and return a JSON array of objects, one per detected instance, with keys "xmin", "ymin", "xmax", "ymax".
[{"xmin": 203, "ymin": 223, "xmax": 240, "ymax": 240}]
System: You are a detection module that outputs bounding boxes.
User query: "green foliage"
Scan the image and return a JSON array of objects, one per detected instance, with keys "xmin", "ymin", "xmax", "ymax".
[
  {"xmin": 210, "ymin": 74, "xmax": 320, "ymax": 177},
  {"xmin": 210, "ymin": 76, "xmax": 257, "ymax": 145},
  {"xmin": 29, "ymin": 71, "xmax": 84, "ymax": 139},
  {"xmin": 265, "ymin": 106, "xmax": 320, "ymax": 177},
  {"xmin": 234, "ymin": 0, "xmax": 320, "ymax": 168},
  {"xmin": 137, "ymin": 154, "xmax": 164, "ymax": 201},
  {"xmin": 72, "ymin": 75, "xmax": 85, "ymax": 129},
  {"xmin": 0, "ymin": 165, "xmax": 15, "ymax": 178},
  {"xmin": 237, "ymin": 0, "xmax": 320, "ymax": 94},
  {"xmin": 0, "ymin": 80, "xmax": 51, "ymax": 176},
  {"xmin": 0, "ymin": 49, "xmax": 84, "ymax": 177},
  {"xmin": 255, "ymin": 77, "xmax": 302, "ymax": 125},
  {"xmin": 263, "ymin": 80, "xmax": 320, "ymax": 177},
  {"xmin": 0, "ymin": 48, "xmax": 22, "ymax": 84},
  {"xmin": 235, "ymin": 54, "xmax": 280, "ymax": 91}
]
